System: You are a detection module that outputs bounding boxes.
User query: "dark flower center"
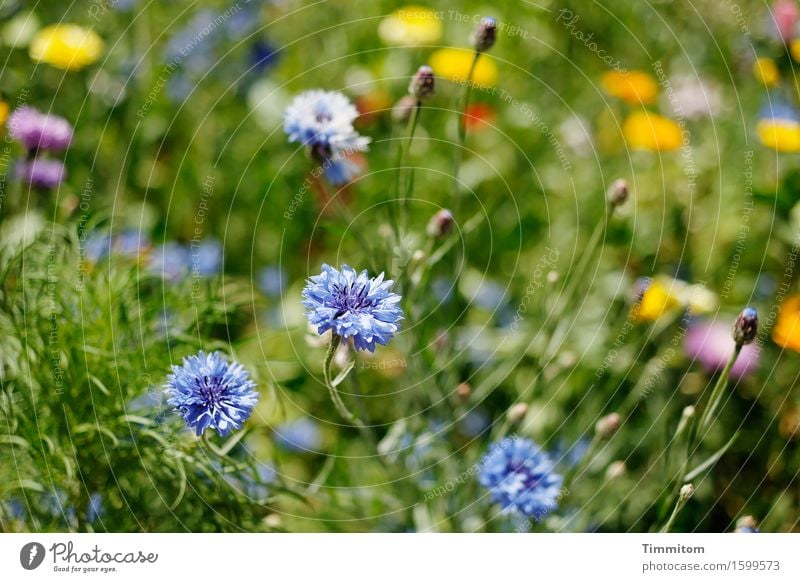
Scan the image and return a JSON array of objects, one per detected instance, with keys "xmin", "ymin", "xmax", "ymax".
[
  {"xmin": 314, "ymin": 108, "xmax": 332, "ymax": 124},
  {"xmin": 196, "ymin": 375, "xmax": 226, "ymax": 407},
  {"xmin": 507, "ymin": 462, "xmax": 542, "ymax": 490},
  {"xmin": 330, "ymin": 281, "xmax": 375, "ymax": 317}
]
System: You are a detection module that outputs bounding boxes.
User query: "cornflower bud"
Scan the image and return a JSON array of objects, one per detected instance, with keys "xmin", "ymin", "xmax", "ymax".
[
  {"xmin": 595, "ymin": 412, "xmax": 621, "ymax": 439},
  {"xmin": 733, "ymin": 307, "xmax": 758, "ymax": 345},
  {"xmin": 409, "ymin": 65, "xmax": 435, "ymax": 101},
  {"xmin": 471, "ymin": 17, "xmax": 498, "ymax": 52},
  {"xmin": 607, "ymin": 178, "xmax": 629, "ymax": 207},
  {"xmin": 427, "ymin": 209, "xmax": 455, "ymax": 238},
  {"xmin": 507, "ymin": 403, "xmax": 528, "ymax": 424}
]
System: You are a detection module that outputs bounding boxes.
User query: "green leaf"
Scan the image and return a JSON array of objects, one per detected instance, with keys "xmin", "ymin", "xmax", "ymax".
[
  {"xmin": 73, "ymin": 423, "xmax": 120, "ymax": 448},
  {"xmin": 88, "ymin": 375, "xmax": 111, "ymax": 396},
  {"xmin": 169, "ymin": 460, "xmax": 188, "ymax": 510},
  {"xmin": 120, "ymin": 415, "xmax": 156, "ymax": 427},
  {"xmin": 331, "ymin": 360, "xmax": 355, "ymax": 387},
  {"xmin": 685, "ymin": 430, "xmax": 740, "ymax": 482},
  {"xmin": 0, "ymin": 434, "xmax": 30, "ymax": 449}
]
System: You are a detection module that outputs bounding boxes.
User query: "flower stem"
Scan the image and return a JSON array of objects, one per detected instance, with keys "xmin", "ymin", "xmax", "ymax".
[
  {"xmin": 399, "ymin": 99, "xmax": 422, "ymax": 237},
  {"xmin": 323, "ymin": 334, "xmax": 363, "ymax": 427},
  {"xmin": 452, "ymin": 51, "xmax": 480, "ymax": 211},
  {"xmin": 562, "ymin": 433, "xmax": 600, "ymax": 491},
  {"xmin": 660, "ymin": 493, "xmax": 689, "ymax": 533},
  {"xmin": 696, "ymin": 343, "xmax": 742, "ymax": 435},
  {"xmin": 541, "ymin": 211, "xmax": 610, "ymax": 363}
]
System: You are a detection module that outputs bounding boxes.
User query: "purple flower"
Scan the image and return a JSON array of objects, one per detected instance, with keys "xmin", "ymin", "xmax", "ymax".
[
  {"xmin": 148, "ymin": 242, "xmax": 189, "ymax": 281},
  {"xmin": 8, "ymin": 106, "xmax": 73, "ymax": 152},
  {"xmin": 165, "ymin": 350, "xmax": 259, "ymax": 436},
  {"xmin": 284, "ymin": 90, "xmax": 370, "ymax": 185},
  {"xmin": 478, "ymin": 437, "xmax": 564, "ymax": 518},
  {"xmin": 685, "ymin": 320, "xmax": 760, "ymax": 378},
  {"xmin": 19, "ymin": 158, "xmax": 66, "ymax": 189},
  {"xmin": 302, "ymin": 264, "xmax": 403, "ymax": 352},
  {"xmin": 113, "ymin": 229, "xmax": 150, "ymax": 257}
]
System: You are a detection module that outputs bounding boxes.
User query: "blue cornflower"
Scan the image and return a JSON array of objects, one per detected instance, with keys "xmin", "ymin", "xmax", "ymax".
[
  {"xmin": 734, "ymin": 515, "xmax": 760, "ymax": 533},
  {"xmin": 84, "ymin": 233, "xmax": 110, "ymax": 263},
  {"xmin": 284, "ymin": 90, "xmax": 370, "ymax": 185},
  {"xmin": 164, "ymin": 10, "xmax": 221, "ymax": 67},
  {"xmin": 274, "ymin": 417, "xmax": 322, "ymax": 452},
  {"xmin": 148, "ymin": 242, "xmax": 189, "ymax": 281},
  {"xmin": 165, "ymin": 350, "xmax": 259, "ymax": 436},
  {"xmin": 87, "ymin": 492, "xmax": 104, "ymax": 524},
  {"xmin": 114, "ymin": 229, "xmax": 150, "ymax": 257},
  {"xmin": 259, "ymin": 265, "xmax": 287, "ymax": 297},
  {"xmin": 250, "ymin": 40, "xmax": 280, "ymax": 73},
  {"xmin": 243, "ymin": 463, "xmax": 277, "ymax": 501},
  {"xmin": 459, "ymin": 409, "xmax": 490, "ymax": 438},
  {"xmin": 322, "ymin": 152, "xmax": 364, "ymax": 186},
  {"xmin": 478, "ymin": 436, "xmax": 564, "ymax": 518},
  {"xmin": 758, "ymin": 99, "xmax": 800, "ymax": 123},
  {"xmin": 191, "ymin": 238, "xmax": 222, "ymax": 276},
  {"xmin": 302, "ymin": 264, "xmax": 403, "ymax": 352}
]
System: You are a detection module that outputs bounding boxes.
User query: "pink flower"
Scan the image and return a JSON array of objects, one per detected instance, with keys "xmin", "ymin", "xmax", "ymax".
[
  {"xmin": 773, "ymin": 0, "xmax": 799, "ymax": 43},
  {"xmin": 685, "ymin": 320, "xmax": 759, "ymax": 378}
]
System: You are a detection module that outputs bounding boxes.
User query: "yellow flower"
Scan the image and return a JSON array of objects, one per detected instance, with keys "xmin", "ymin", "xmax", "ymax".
[
  {"xmin": 0, "ymin": 100, "xmax": 8, "ymax": 127},
  {"xmin": 773, "ymin": 295, "xmax": 800, "ymax": 352},
  {"xmin": 622, "ymin": 111, "xmax": 682, "ymax": 152},
  {"xmin": 757, "ymin": 118, "xmax": 800, "ymax": 152},
  {"xmin": 29, "ymin": 24, "xmax": 104, "ymax": 71},
  {"xmin": 680, "ymin": 284, "xmax": 717, "ymax": 315},
  {"xmin": 634, "ymin": 279, "xmax": 682, "ymax": 322},
  {"xmin": 601, "ymin": 70, "xmax": 659, "ymax": 105},
  {"xmin": 430, "ymin": 48, "xmax": 498, "ymax": 87},
  {"xmin": 378, "ymin": 6, "xmax": 441, "ymax": 45},
  {"xmin": 753, "ymin": 58, "xmax": 780, "ymax": 87},
  {"xmin": 791, "ymin": 39, "xmax": 800, "ymax": 63}
]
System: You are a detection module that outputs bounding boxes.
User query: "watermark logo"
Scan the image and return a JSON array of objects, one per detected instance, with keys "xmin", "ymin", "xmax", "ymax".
[{"xmin": 20, "ymin": 542, "xmax": 46, "ymax": 570}]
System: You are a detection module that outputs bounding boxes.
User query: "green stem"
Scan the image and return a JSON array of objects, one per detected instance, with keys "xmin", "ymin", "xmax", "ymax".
[
  {"xmin": 696, "ymin": 343, "xmax": 742, "ymax": 435},
  {"xmin": 562, "ymin": 433, "xmax": 601, "ymax": 491},
  {"xmin": 452, "ymin": 51, "xmax": 480, "ymax": 213},
  {"xmin": 322, "ymin": 335, "xmax": 362, "ymax": 427},
  {"xmin": 660, "ymin": 493, "xmax": 689, "ymax": 533},
  {"xmin": 201, "ymin": 433, "xmax": 248, "ymax": 472},
  {"xmin": 541, "ymin": 211, "xmax": 610, "ymax": 363},
  {"xmin": 313, "ymin": 173, "xmax": 379, "ymax": 273},
  {"xmin": 399, "ymin": 99, "xmax": 422, "ymax": 237}
]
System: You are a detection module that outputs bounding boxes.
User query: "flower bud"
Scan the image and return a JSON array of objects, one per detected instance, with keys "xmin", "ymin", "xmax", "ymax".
[
  {"xmin": 409, "ymin": 65, "xmax": 435, "ymax": 101},
  {"xmin": 679, "ymin": 483, "xmax": 695, "ymax": 500},
  {"xmin": 427, "ymin": 209, "xmax": 455, "ymax": 238},
  {"xmin": 595, "ymin": 412, "xmax": 621, "ymax": 439},
  {"xmin": 733, "ymin": 307, "xmax": 758, "ymax": 345},
  {"xmin": 456, "ymin": 382, "xmax": 472, "ymax": 401},
  {"xmin": 264, "ymin": 513, "xmax": 283, "ymax": 529},
  {"xmin": 734, "ymin": 515, "xmax": 760, "ymax": 533},
  {"xmin": 507, "ymin": 402, "xmax": 528, "ymax": 423},
  {"xmin": 607, "ymin": 178, "xmax": 629, "ymax": 207},
  {"xmin": 682, "ymin": 405, "xmax": 696, "ymax": 419},
  {"xmin": 471, "ymin": 17, "xmax": 498, "ymax": 52},
  {"xmin": 605, "ymin": 460, "xmax": 627, "ymax": 480}
]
